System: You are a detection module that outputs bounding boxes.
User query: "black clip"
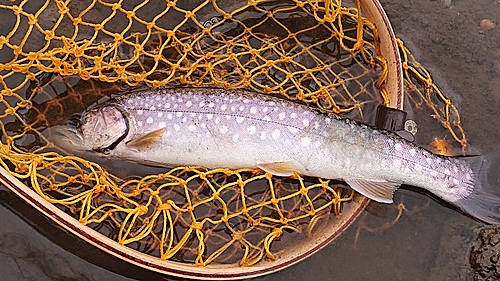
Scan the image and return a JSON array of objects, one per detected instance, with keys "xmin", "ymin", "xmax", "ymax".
[{"xmin": 375, "ymin": 105, "xmax": 407, "ymax": 131}]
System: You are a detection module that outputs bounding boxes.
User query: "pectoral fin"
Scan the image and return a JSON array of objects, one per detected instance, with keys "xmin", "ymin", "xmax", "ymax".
[
  {"xmin": 257, "ymin": 161, "xmax": 295, "ymax": 177},
  {"xmin": 126, "ymin": 128, "xmax": 166, "ymax": 151},
  {"xmin": 345, "ymin": 179, "xmax": 400, "ymax": 203}
]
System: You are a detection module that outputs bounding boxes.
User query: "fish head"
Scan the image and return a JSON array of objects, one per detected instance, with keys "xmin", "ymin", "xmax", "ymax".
[
  {"xmin": 46, "ymin": 105, "xmax": 128, "ymax": 154},
  {"xmin": 79, "ymin": 105, "xmax": 128, "ymax": 152}
]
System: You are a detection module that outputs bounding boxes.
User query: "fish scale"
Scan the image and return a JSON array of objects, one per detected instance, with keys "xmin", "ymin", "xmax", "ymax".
[
  {"xmin": 114, "ymin": 88, "xmax": 319, "ymax": 171},
  {"xmin": 120, "ymin": 90, "xmax": 312, "ymax": 137},
  {"xmin": 50, "ymin": 87, "xmax": 500, "ymax": 225}
]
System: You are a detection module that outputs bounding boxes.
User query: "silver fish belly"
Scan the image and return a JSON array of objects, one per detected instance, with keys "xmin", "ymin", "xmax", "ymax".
[{"xmin": 51, "ymin": 87, "xmax": 500, "ymax": 225}]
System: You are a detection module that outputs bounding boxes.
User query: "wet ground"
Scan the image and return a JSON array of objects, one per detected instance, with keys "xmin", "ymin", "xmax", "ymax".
[{"xmin": 1, "ymin": 0, "xmax": 500, "ymax": 280}]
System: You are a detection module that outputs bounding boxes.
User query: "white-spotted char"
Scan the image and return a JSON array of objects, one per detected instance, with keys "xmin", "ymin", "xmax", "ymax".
[{"xmin": 50, "ymin": 87, "xmax": 500, "ymax": 225}]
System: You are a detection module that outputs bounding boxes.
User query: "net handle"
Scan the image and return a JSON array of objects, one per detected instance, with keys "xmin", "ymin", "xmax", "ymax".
[{"xmin": 360, "ymin": 0, "xmax": 404, "ymax": 110}]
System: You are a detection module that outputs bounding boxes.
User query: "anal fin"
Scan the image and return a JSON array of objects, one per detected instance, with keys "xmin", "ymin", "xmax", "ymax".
[
  {"xmin": 126, "ymin": 128, "xmax": 166, "ymax": 151},
  {"xmin": 345, "ymin": 179, "xmax": 400, "ymax": 203},
  {"xmin": 257, "ymin": 161, "xmax": 295, "ymax": 177}
]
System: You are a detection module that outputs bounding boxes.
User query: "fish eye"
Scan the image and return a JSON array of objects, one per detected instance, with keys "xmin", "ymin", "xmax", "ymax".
[{"xmin": 68, "ymin": 114, "xmax": 82, "ymax": 128}]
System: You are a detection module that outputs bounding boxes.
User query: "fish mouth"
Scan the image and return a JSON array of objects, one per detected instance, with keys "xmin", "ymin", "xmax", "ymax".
[{"xmin": 44, "ymin": 125, "xmax": 87, "ymax": 152}]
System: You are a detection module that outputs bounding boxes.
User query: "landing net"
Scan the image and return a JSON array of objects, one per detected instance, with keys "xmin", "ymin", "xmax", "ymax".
[{"xmin": 0, "ymin": 0, "xmax": 466, "ymax": 267}]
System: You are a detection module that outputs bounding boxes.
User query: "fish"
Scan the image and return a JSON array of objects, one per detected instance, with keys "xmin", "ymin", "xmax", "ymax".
[{"xmin": 48, "ymin": 87, "xmax": 500, "ymax": 225}]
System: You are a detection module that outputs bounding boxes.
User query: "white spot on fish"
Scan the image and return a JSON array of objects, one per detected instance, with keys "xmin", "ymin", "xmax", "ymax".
[
  {"xmin": 262, "ymin": 107, "xmax": 269, "ymax": 113},
  {"xmin": 290, "ymin": 112, "xmax": 297, "ymax": 119},
  {"xmin": 303, "ymin": 119, "xmax": 310, "ymax": 126},
  {"xmin": 278, "ymin": 112, "xmax": 286, "ymax": 120},
  {"xmin": 314, "ymin": 141, "xmax": 321, "ymax": 148},
  {"xmin": 137, "ymin": 121, "xmax": 143, "ymax": 127},
  {"xmin": 188, "ymin": 124, "xmax": 196, "ymax": 132},
  {"xmin": 215, "ymin": 117, "xmax": 221, "ymax": 124},
  {"xmin": 239, "ymin": 105, "xmax": 245, "ymax": 111},
  {"xmin": 199, "ymin": 100, "xmax": 205, "ymax": 107},
  {"xmin": 164, "ymin": 103, "xmax": 170, "ymax": 109},
  {"xmin": 219, "ymin": 126, "xmax": 228, "ymax": 134},
  {"xmin": 186, "ymin": 100, "xmax": 192, "ymax": 107},
  {"xmin": 225, "ymin": 115, "xmax": 231, "ymax": 120},
  {"xmin": 198, "ymin": 114, "xmax": 203, "ymax": 120},
  {"xmin": 200, "ymin": 123, "xmax": 206, "ymax": 128},
  {"xmin": 393, "ymin": 158, "xmax": 402, "ymax": 167},
  {"xmin": 395, "ymin": 143, "xmax": 402, "ymax": 151},
  {"xmin": 444, "ymin": 168, "xmax": 450, "ymax": 175},
  {"xmin": 173, "ymin": 104, "xmax": 179, "ymax": 109},
  {"xmin": 263, "ymin": 115, "xmax": 271, "ymax": 122},
  {"xmin": 243, "ymin": 98, "xmax": 250, "ymax": 104},
  {"xmin": 288, "ymin": 127, "xmax": 298, "ymax": 134},
  {"xmin": 207, "ymin": 114, "xmax": 214, "ymax": 120},
  {"xmin": 325, "ymin": 117, "xmax": 331, "ymax": 124},
  {"xmin": 301, "ymin": 137, "xmax": 311, "ymax": 146},
  {"xmin": 167, "ymin": 113, "xmax": 173, "ymax": 120},
  {"xmin": 272, "ymin": 129, "xmax": 280, "ymax": 140},
  {"xmin": 409, "ymin": 148, "xmax": 416, "ymax": 156},
  {"xmin": 232, "ymin": 134, "xmax": 239, "ymax": 142},
  {"xmin": 147, "ymin": 117, "xmax": 154, "ymax": 124},
  {"xmin": 247, "ymin": 125, "xmax": 256, "ymax": 134},
  {"xmin": 137, "ymin": 110, "xmax": 143, "ymax": 115},
  {"xmin": 182, "ymin": 116, "xmax": 187, "ymax": 123},
  {"xmin": 231, "ymin": 105, "xmax": 236, "ymax": 112},
  {"xmin": 414, "ymin": 163, "xmax": 422, "ymax": 172},
  {"xmin": 426, "ymin": 157, "xmax": 432, "ymax": 164},
  {"xmin": 174, "ymin": 124, "xmax": 180, "ymax": 131},
  {"xmin": 209, "ymin": 102, "xmax": 215, "ymax": 108},
  {"xmin": 158, "ymin": 122, "xmax": 166, "ymax": 128},
  {"xmin": 221, "ymin": 104, "xmax": 227, "ymax": 111},
  {"xmin": 260, "ymin": 131, "xmax": 267, "ymax": 140},
  {"xmin": 150, "ymin": 106, "xmax": 156, "ymax": 111},
  {"xmin": 236, "ymin": 116, "xmax": 244, "ymax": 123},
  {"xmin": 157, "ymin": 112, "xmax": 163, "ymax": 118},
  {"xmin": 176, "ymin": 112, "xmax": 183, "ymax": 117},
  {"xmin": 250, "ymin": 107, "xmax": 257, "ymax": 114}
]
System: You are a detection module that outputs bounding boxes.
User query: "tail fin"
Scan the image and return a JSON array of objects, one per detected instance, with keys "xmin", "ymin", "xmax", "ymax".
[{"xmin": 453, "ymin": 153, "xmax": 500, "ymax": 225}]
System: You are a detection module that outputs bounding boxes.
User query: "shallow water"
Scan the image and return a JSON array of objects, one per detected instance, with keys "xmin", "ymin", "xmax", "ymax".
[{"xmin": 1, "ymin": 0, "xmax": 500, "ymax": 280}]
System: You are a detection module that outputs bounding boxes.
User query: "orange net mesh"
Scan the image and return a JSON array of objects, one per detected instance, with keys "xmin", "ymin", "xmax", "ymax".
[{"xmin": 0, "ymin": 0, "xmax": 467, "ymax": 267}]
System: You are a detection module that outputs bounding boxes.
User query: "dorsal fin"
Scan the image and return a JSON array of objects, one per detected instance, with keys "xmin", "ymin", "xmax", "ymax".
[
  {"xmin": 395, "ymin": 130, "xmax": 415, "ymax": 142},
  {"xmin": 125, "ymin": 128, "xmax": 166, "ymax": 151}
]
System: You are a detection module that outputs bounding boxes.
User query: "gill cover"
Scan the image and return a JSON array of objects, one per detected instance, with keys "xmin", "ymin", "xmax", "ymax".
[{"xmin": 79, "ymin": 104, "xmax": 129, "ymax": 153}]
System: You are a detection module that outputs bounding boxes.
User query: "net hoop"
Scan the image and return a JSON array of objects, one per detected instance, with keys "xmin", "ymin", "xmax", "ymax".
[{"xmin": 0, "ymin": 0, "xmax": 401, "ymax": 279}]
